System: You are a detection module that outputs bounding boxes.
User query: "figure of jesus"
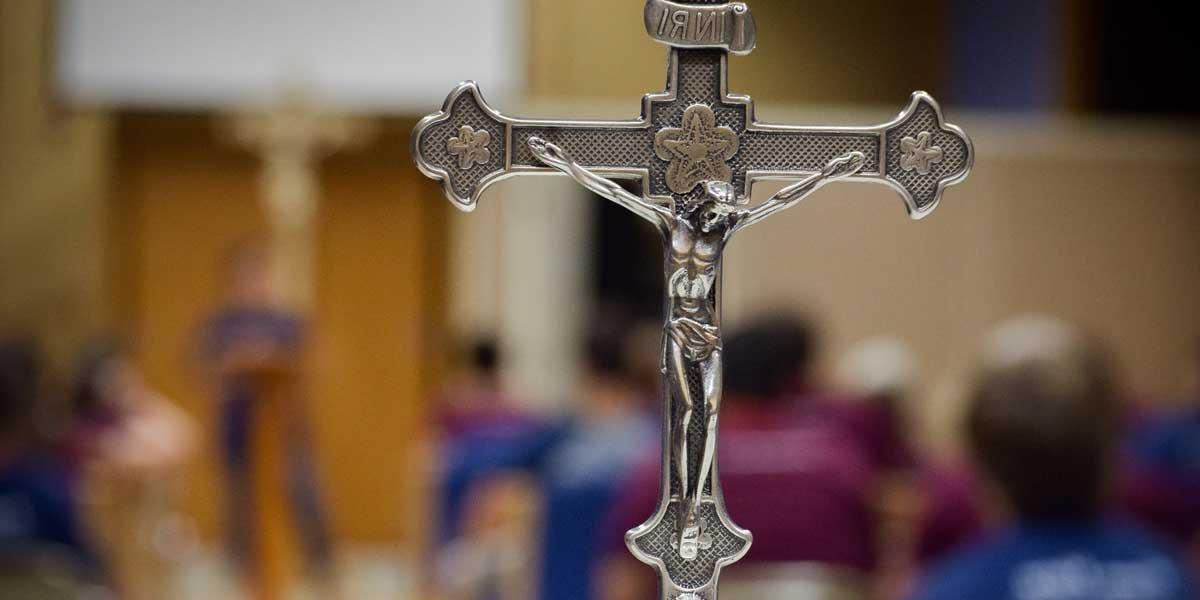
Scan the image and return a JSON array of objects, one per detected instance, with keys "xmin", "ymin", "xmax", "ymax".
[{"xmin": 528, "ymin": 135, "xmax": 865, "ymax": 560}]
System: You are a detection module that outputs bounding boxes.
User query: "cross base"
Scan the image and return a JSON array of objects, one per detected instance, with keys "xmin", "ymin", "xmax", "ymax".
[{"xmin": 627, "ymin": 497, "xmax": 751, "ymax": 596}]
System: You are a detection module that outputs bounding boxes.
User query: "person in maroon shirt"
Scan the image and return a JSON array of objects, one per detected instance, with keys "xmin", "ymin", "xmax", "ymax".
[
  {"xmin": 599, "ymin": 314, "xmax": 887, "ymax": 598},
  {"xmin": 434, "ymin": 337, "xmax": 540, "ymax": 441},
  {"xmin": 835, "ymin": 338, "xmax": 985, "ymax": 599}
]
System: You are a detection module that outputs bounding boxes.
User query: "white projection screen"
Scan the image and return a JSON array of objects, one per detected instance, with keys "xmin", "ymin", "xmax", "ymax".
[{"xmin": 55, "ymin": 0, "xmax": 525, "ymax": 113}]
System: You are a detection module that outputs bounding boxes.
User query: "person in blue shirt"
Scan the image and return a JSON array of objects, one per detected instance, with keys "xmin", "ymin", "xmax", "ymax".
[
  {"xmin": 430, "ymin": 322, "xmax": 655, "ymax": 600},
  {"xmin": 912, "ymin": 317, "xmax": 1197, "ymax": 600},
  {"xmin": 536, "ymin": 322, "xmax": 656, "ymax": 600}
]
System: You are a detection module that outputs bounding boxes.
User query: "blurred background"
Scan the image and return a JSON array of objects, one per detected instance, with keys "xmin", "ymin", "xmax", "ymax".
[{"xmin": 2, "ymin": 0, "xmax": 1198, "ymax": 599}]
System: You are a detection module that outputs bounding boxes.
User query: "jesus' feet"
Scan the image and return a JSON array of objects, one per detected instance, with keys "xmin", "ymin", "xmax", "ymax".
[
  {"xmin": 678, "ymin": 516, "xmax": 715, "ymax": 560},
  {"xmin": 679, "ymin": 521, "xmax": 702, "ymax": 560}
]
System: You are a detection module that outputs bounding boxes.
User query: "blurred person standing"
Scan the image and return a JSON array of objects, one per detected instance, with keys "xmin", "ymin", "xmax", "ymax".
[
  {"xmin": 68, "ymin": 340, "xmax": 196, "ymax": 600},
  {"xmin": 197, "ymin": 239, "xmax": 333, "ymax": 599},
  {"xmin": 912, "ymin": 316, "xmax": 1196, "ymax": 600},
  {"xmin": 0, "ymin": 338, "xmax": 99, "ymax": 595},
  {"xmin": 433, "ymin": 474, "xmax": 541, "ymax": 600}
]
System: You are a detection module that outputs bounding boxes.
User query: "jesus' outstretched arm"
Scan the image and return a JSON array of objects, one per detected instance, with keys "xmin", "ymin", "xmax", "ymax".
[
  {"xmin": 733, "ymin": 151, "xmax": 867, "ymax": 232},
  {"xmin": 527, "ymin": 137, "xmax": 672, "ymax": 228}
]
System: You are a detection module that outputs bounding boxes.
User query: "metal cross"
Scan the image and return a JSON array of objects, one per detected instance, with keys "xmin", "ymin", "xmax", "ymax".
[
  {"xmin": 227, "ymin": 89, "xmax": 372, "ymax": 311},
  {"xmin": 412, "ymin": 2, "xmax": 973, "ymax": 598}
]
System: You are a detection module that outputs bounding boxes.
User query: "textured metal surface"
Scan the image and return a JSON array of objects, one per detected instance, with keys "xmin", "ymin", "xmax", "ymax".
[
  {"xmin": 414, "ymin": 85, "xmax": 506, "ymax": 209},
  {"xmin": 510, "ymin": 126, "xmax": 654, "ymax": 172},
  {"xmin": 411, "ymin": 2, "xmax": 973, "ymax": 597},
  {"xmin": 885, "ymin": 100, "xmax": 971, "ymax": 211},
  {"xmin": 634, "ymin": 501, "xmax": 749, "ymax": 590},
  {"xmin": 412, "ymin": 48, "xmax": 971, "ymax": 218}
]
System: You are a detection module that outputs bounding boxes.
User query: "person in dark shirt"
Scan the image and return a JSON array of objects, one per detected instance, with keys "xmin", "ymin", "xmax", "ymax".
[
  {"xmin": 0, "ymin": 338, "xmax": 98, "ymax": 585},
  {"xmin": 912, "ymin": 316, "xmax": 1196, "ymax": 600}
]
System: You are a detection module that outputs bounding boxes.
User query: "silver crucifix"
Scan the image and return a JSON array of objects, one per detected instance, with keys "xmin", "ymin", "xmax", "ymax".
[{"xmin": 411, "ymin": 1, "xmax": 973, "ymax": 598}]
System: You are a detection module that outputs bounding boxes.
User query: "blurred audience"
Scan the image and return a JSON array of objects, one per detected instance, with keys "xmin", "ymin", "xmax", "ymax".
[
  {"xmin": 68, "ymin": 339, "xmax": 196, "ymax": 600},
  {"xmin": 911, "ymin": 316, "xmax": 1197, "ymax": 600},
  {"xmin": 0, "ymin": 337, "xmax": 100, "ymax": 595},
  {"xmin": 6, "ymin": 283, "xmax": 1196, "ymax": 600},
  {"xmin": 197, "ymin": 238, "xmax": 333, "ymax": 598},
  {"xmin": 7, "ymin": 301, "xmax": 1199, "ymax": 600}
]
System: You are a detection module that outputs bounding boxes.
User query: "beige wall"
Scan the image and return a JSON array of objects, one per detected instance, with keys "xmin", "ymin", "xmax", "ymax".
[
  {"xmin": 499, "ymin": 0, "xmax": 1200, "ymax": 453},
  {"xmin": 723, "ymin": 115, "xmax": 1200, "ymax": 451},
  {"xmin": 528, "ymin": 0, "xmax": 944, "ymax": 107},
  {"xmin": 450, "ymin": 102, "xmax": 1200, "ymax": 452},
  {"xmin": 0, "ymin": 1, "xmax": 113, "ymax": 372}
]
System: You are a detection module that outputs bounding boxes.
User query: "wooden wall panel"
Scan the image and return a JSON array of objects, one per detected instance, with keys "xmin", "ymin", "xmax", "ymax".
[{"xmin": 114, "ymin": 114, "xmax": 447, "ymax": 543}]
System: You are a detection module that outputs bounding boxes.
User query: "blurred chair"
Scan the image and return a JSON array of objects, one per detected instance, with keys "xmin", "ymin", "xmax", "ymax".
[
  {"xmin": 0, "ymin": 548, "xmax": 94, "ymax": 600},
  {"xmin": 721, "ymin": 563, "xmax": 866, "ymax": 600},
  {"xmin": 434, "ymin": 474, "xmax": 539, "ymax": 600}
]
